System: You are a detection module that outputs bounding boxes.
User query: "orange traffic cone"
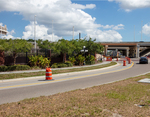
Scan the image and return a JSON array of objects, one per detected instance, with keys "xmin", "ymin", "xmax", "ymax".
[
  {"xmin": 46, "ymin": 67, "xmax": 52, "ymax": 80},
  {"xmin": 123, "ymin": 60, "xmax": 126, "ymax": 66}
]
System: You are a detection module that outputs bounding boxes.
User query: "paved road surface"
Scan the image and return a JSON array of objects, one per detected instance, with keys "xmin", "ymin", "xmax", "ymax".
[{"xmin": 0, "ymin": 58, "xmax": 150, "ymax": 105}]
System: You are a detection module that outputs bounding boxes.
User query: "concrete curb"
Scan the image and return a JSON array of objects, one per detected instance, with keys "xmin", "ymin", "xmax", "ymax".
[
  {"xmin": 0, "ymin": 62, "xmax": 120, "ymax": 83},
  {"xmin": 0, "ymin": 62, "xmax": 111, "ymax": 75}
]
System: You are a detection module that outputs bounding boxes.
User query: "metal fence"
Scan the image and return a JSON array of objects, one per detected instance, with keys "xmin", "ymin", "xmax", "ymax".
[{"xmin": 3, "ymin": 49, "xmax": 64, "ymax": 65}]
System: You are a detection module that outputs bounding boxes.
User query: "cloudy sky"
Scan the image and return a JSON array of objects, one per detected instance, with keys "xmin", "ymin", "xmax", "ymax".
[{"xmin": 0, "ymin": 0, "xmax": 150, "ymax": 42}]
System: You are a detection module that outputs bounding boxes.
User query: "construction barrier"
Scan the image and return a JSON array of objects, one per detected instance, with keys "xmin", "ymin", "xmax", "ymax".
[
  {"xmin": 116, "ymin": 58, "xmax": 118, "ymax": 61},
  {"xmin": 128, "ymin": 58, "xmax": 131, "ymax": 64},
  {"xmin": 106, "ymin": 57, "xmax": 112, "ymax": 61},
  {"xmin": 123, "ymin": 60, "xmax": 126, "ymax": 66},
  {"xmin": 46, "ymin": 67, "xmax": 52, "ymax": 80}
]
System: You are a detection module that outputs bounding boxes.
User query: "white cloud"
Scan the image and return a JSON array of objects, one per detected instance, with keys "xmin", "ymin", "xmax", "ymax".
[
  {"xmin": 8, "ymin": 30, "xmax": 15, "ymax": 35},
  {"xmin": 1, "ymin": 30, "xmax": 15, "ymax": 39},
  {"xmin": 142, "ymin": 23, "xmax": 150, "ymax": 36},
  {"xmin": 71, "ymin": 3, "xmax": 96, "ymax": 9},
  {"xmin": 109, "ymin": 0, "xmax": 150, "ymax": 11},
  {"xmin": 87, "ymin": 29, "xmax": 122, "ymax": 42},
  {"xmin": 0, "ymin": 0, "xmax": 123, "ymax": 42},
  {"xmin": 22, "ymin": 22, "xmax": 61, "ymax": 41},
  {"xmin": 100, "ymin": 24, "xmax": 124, "ymax": 30},
  {"xmin": 113, "ymin": 24, "xmax": 124, "ymax": 30}
]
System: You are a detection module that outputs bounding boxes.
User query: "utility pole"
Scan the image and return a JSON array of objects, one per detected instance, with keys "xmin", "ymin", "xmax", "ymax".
[
  {"xmin": 141, "ymin": 21, "xmax": 143, "ymax": 41},
  {"xmin": 134, "ymin": 25, "xmax": 135, "ymax": 42},
  {"xmin": 52, "ymin": 20, "xmax": 53, "ymax": 41},
  {"xmin": 34, "ymin": 15, "xmax": 36, "ymax": 53}
]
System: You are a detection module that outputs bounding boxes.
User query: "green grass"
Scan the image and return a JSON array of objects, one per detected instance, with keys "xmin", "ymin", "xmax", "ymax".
[
  {"xmin": 0, "ymin": 62, "xmax": 117, "ymax": 80},
  {"xmin": 1, "ymin": 73, "xmax": 150, "ymax": 116}
]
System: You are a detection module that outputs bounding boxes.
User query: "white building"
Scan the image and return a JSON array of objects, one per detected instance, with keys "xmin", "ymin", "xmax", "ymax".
[{"xmin": 0, "ymin": 25, "xmax": 7, "ymax": 35}]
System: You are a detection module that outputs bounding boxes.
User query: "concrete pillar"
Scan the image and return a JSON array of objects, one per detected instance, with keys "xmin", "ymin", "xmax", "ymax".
[
  {"xmin": 136, "ymin": 45, "xmax": 140, "ymax": 58},
  {"xmin": 126, "ymin": 49, "xmax": 129, "ymax": 57},
  {"xmin": 104, "ymin": 45, "xmax": 108, "ymax": 56}
]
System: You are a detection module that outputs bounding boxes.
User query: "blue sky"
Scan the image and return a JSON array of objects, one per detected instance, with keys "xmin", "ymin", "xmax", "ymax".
[{"xmin": 0, "ymin": 0, "xmax": 150, "ymax": 42}]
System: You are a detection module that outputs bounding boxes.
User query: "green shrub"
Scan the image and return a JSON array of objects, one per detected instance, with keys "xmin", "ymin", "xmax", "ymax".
[
  {"xmin": 69, "ymin": 56, "xmax": 76, "ymax": 65},
  {"xmin": 28, "ymin": 55, "xmax": 38, "ymax": 66},
  {"xmin": 86, "ymin": 55, "xmax": 95, "ymax": 62},
  {"xmin": 85, "ymin": 61, "xmax": 95, "ymax": 65},
  {"xmin": 38, "ymin": 55, "xmax": 51, "ymax": 68},
  {"xmin": 0, "ymin": 65, "xmax": 31, "ymax": 72},
  {"xmin": 15, "ymin": 65, "xmax": 31, "ymax": 70},
  {"xmin": 0, "ymin": 66, "xmax": 8, "ymax": 71},
  {"xmin": 76, "ymin": 55, "xmax": 85, "ymax": 66},
  {"xmin": 28, "ymin": 55, "xmax": 51, "ymax": 68},
  {"xmin": 65, "ymin": 61, "xmax": 73, "ymax": 67},
  {"xmin": 85, "ymin": 55, "xmax": 95, "ymax": 65},
  {"xmin": 57, "ymin": 63, "xmax": 68, "ymax": 68},
  {"xmin": 51, "ymin": 63, "xmax": 58, "ymax": 68}
]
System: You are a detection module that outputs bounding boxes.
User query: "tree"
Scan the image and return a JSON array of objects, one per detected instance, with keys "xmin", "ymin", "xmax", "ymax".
[
  {"xmin": 70, "ymin": 39, "xmax": 87, "ymax": 56},
  {"xmin": 37, "ymin": 39, "xmax": 54, "ymax": 50},
  {"xmin": 7, "ymin": 39, "xmax": 33, "ymax": 65},
  {"xmin": 53, "ymin": 39, "xmax": 74, "ymax": 62},
  {"xmin": 0, "ymin": 39, "xmax": 9, "ymax": 51},
  {"xmin": 86, "ymin": 37, "xmax": 104, "ymax": 55},
  {"xmin": 0, "ymin": 39, "xmax": 9, "ymax": 65}
]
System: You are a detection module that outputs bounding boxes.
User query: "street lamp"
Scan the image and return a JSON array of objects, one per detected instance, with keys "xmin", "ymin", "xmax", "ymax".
[
  {"xmin": 141, "ymin": 21, "xmax": 143, "ymax": 41},
  {"xmin": 34, "ymin": 15, "xmax": 36, "ymax": 53},
  {"xmin": 83, "ymin": 46, "xmax": 86, "ymax": 65},
  {"xmin": 80, "ymin": 46, "xmax": 88, "ymax": 65}
]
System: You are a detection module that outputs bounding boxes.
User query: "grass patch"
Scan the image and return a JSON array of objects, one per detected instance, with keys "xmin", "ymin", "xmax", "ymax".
[
  {"xmin": 0, "ymin": 62, "xmax": 116, "ymax": 80},
  {"xmin": 1, "ymin": 73, "xmax": 150, "ymax": 116}
]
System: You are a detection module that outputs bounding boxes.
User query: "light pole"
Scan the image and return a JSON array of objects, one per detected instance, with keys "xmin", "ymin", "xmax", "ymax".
[
  {"xmin": 83, "ymin": 46, "xmax": 86, "ymax": 65},
  {"xmin": 134, "ymin": 25, "xmax": 135, "ymax": 42},
  {"xmin": 52, "ymin": 20, "xmax": 53, "ymax": 41},
  {"xmin": 141, "ymin": 21, "xmax": 143, "ymax": 41},
  {"xmin": 34, "ymin": 15, "xmax": 36, "ymax": 53},
  {"xmin": 80, "ymin": 46, "xmax": 88, "ymax": 65}
]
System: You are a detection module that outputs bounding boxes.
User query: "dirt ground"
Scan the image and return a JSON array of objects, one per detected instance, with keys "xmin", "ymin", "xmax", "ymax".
[{"xmin": 0, "ymin": 73, "xmax": 150, "ymax": 117}]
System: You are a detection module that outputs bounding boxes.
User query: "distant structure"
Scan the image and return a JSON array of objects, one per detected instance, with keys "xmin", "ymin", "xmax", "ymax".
[{"xmin": 0, "ymin": 25, "xmax": 7, "ymax": 35}]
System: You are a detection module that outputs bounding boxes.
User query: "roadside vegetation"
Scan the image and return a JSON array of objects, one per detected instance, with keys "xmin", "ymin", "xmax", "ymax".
[
  {"xmin": 0, "ymin": 38, "xmax": 104, "ymax": 72},
  {"xmin": 0, "ymin": 73, "xmax": 150, "ymax": 116},
  {"xmin": 0, "ymin": 62, "xmax": 116, "ymax": 80}
]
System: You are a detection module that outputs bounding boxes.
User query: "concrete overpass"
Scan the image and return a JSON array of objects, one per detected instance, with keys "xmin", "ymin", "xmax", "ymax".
[{"xmin": 101, "ymin": 42, "xmax": 150, "ymax": 58}]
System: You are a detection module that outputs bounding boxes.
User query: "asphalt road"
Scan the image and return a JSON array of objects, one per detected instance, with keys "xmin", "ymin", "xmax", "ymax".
[{"xmin": 0, "ymin": 58, "xmax": 150, "ymax": 105}]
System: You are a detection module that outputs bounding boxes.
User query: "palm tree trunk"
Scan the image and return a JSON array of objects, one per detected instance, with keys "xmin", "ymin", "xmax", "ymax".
[
  {"xmin": 13, "ymin": 52, "xmax": 16, "ymax": 65},
  {"xmin": 63, "ymin": 53, "xmax": 66, "ymax": 63}
]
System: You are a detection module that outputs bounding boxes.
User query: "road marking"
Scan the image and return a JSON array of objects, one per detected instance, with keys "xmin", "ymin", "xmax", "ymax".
[{"xmin": 0, "ymin": 62, "xmax": 134, "ymax": 90}]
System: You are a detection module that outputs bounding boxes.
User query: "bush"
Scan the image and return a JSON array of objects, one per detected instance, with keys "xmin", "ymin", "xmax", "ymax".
[
  {"xmin": 85, "ymin": 61, "xmax": 95, "ymax": 65},
  {"xmin": 76, "ymin": 55, "xmax": 85, "ymax": 66},
  {"xmin": 15, "ymin": 65, "xmax": 31, "ymax": 70},
  {"xmin": 65, "ymin": 61, "xmax": 73, "ymax": 67},
  {"xmin": 51, "ymin": 63, "xmax": 58, "ymax": 68},
  {"xmin": 0, "ymin": 65, "xmax": 31, "ymax": 72},
  {"xmin": 28, "ymin": 55, "xmax": 38, "ymax": 66},
  {"xmin": 69, "ymin": 56, "xmax": 76, "ymax": 65},
  {"xmin": 57, "ymin": 63, "xmax": 68, "ymax": 68},
  {"xmin": 85, "ymin": 55, "xmax": 95, "ymax": 65},
  {"xmin": 38, "ymin": 55, "xmax": 51, "ymax": 68},
  {"xmin": 0, "ymin": 66, "xmax": 8, "ymax": 72},
  {"xmin": 28, "ymin": 55, "xmax": 51, "ymax": 68}
]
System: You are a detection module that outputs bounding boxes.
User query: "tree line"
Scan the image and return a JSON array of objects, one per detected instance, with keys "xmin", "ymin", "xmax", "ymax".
[{"xmin": 0, "ymin": 38, "xmax": 104, "ymax": 65}]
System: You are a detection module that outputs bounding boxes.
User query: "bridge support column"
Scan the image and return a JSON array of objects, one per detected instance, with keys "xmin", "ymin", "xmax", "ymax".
[
  {"xmin": 126, "ymin": 48, "xmax": 129, "ymax": 57},
  {"xmin": 136, "ymin": 45, "xmax": 140, "ymax": 58},
  {"xmin": 104, "ymin": 45, "xmax": 108, "ymax": 56}
]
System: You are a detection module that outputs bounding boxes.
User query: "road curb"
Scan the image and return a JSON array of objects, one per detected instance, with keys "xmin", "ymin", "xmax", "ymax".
[
  {"xmin": 0, "ymin": 62, "xmax": 111, "ymax": 75},
  {"xmin": 0, "ymin": 62, "xmax": 120, "ymax": 83}
]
